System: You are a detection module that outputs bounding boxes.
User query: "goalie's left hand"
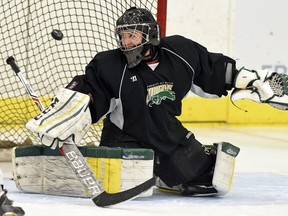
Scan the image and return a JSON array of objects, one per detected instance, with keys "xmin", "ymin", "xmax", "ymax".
[
  {"xmin": 231, "ymin": 68, "xmax": 288, "ymax": 110},
  {"xmin": 26, "ymin": 88, "xmax": 92, "ymax": 149}
]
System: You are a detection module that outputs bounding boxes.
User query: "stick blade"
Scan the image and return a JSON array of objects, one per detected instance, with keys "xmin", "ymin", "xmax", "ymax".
[{"xmin": 93, "ymin": 177, "xmax": 155, "ymax": 207}]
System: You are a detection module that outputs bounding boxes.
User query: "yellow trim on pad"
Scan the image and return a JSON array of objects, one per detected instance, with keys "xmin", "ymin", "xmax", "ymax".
[
  {"xmin": 107, "ymin": 159, "xmax": 121, "ymax": 192},
  {"xmin": 87, "ymin": 157, "xmax": 121, "ymax": 193}
]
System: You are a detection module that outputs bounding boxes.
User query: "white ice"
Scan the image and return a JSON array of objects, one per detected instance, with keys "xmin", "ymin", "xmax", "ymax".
[{"xmin": 1, "ymin": 126, "xmax": 288, "ymax": 216}]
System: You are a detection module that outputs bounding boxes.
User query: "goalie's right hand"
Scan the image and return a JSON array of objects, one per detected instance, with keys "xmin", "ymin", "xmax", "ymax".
[
  {"xmin": 26, "ymin": 88, "xmax": 92, "ymax": 149},
  {"xmin": 39, "ymin": 133, "xmax": 77, "ymax": 150}
]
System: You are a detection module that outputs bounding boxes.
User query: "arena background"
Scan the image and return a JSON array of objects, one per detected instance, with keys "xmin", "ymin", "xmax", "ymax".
[
  {"xmin": 167, "ymin": 0, "xmax": 288, "ymax": 124},
  {"xmin": 1, "ymin": 0, "xmax": 287, "ymax": 131}
]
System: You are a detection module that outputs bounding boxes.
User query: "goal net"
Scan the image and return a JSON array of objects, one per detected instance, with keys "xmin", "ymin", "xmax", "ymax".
[{"xmin": 0, "ymin": 0, "xmax": 167, "ymax": 160}]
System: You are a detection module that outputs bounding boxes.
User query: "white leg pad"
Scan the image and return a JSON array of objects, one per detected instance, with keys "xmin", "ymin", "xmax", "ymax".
[
  {"xmin": 212, "ymin": 142, "xmax": 240, "ymax": 196},
  {"xmin": 12, "ymin": 146, "xmax": 154, "ymax": 198}
]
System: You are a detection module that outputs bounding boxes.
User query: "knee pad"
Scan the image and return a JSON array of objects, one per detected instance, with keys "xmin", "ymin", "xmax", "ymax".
[{"xmin": 155, "ymin": 134, "xmax": 214, "ymax": 186}]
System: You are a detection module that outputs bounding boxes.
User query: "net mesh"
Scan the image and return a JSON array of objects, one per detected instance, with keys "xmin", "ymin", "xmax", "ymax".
[{"xmin": 0, "ymin": 0, "xmax": 159, "ymax": 149}]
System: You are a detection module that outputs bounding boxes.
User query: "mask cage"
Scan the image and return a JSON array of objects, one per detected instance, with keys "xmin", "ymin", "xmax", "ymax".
[{"xmin": 115, "ymin": 24, "xmax": 150, "ymax": 51}]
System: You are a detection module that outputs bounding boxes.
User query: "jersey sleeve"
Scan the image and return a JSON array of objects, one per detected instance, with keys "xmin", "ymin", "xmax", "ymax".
[
  {"xmin": 66, "ymin": 59, "xmax": 114, "ymax": 124},
  {"xmin": 162, "ymin": 35, "xmax": 236, "ymax": 97},
  {"xmin": 191, "ymin": 41, "xmax": 236, "ymax": 96}
]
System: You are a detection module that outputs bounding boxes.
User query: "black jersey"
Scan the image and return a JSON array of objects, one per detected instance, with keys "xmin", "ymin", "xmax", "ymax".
[{"xmin": 67, "ymin": 35, "xmax": 236, "ymax": 154}]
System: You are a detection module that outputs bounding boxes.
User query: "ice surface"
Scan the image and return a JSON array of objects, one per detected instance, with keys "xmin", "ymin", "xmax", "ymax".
[{"xmin": 1, "ymin": 126, "xmax": 288, "ymax": 216}]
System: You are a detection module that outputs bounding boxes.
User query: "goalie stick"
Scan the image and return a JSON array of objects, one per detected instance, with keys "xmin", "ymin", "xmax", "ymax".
[{"xmin": 6, "ymin": 56, "xmax": 155, "ymax": 207}]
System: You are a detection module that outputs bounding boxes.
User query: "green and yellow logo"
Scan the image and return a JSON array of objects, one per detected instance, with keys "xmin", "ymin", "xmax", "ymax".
[{"xmin": 147, "ymin": 83, "xmax": 175, "ymax": 107}]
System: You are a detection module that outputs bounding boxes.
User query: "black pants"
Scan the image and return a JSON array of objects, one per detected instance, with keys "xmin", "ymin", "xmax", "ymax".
[{"xmin": 100, "ymin": 118, "xmax": 215, "ymax": 187}]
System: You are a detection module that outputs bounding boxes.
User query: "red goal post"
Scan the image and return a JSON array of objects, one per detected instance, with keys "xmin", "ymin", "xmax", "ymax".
[
  {"xmin": 157, "ymin": 0, "xmax": 167, "ymax": 37},
  {"xmin": 0, "ymin": 0, "xmax": 167, "ymax": 160}
]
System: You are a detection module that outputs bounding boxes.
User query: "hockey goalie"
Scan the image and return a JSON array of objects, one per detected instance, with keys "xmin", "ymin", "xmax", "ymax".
[{"xmin": 24, "ymin": 7, "xmax": 288, "ymax": 198}]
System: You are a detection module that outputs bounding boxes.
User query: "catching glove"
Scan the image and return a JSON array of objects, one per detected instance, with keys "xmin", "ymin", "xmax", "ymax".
[{"xmin": 231, "ymin": 67, "xmax": 288, "ymax": 110}]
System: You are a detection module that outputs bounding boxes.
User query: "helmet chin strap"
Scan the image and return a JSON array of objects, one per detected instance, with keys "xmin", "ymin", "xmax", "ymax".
[
  {"xmin": 141, "ymin": 44, "xmax": 153, "ymax": 60},
  {"xmin": 143, "ymin": 45, "xmax": 160, "ymax": 62}
]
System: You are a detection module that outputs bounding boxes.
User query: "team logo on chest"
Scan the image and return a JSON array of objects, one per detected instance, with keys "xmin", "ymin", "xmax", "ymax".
[{"xmin": 147, "ymin": 82, "xmax": 176, "ymax": 107}]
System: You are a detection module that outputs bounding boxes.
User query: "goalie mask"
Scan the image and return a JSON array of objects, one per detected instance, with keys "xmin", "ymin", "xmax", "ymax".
[{"xmin": 115, "ymin": 7, "xmax": 161, "ymax": 68}]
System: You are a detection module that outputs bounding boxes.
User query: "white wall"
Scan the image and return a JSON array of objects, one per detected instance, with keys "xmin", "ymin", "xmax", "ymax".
[
  {"xmin": 234, "ymin": 0, "xmax": 288, "ymax": 72},
  {"xmin": 165, "ymin": 0, "xmax": 288, "ymax": 74},
  {"xmin": 166, "ymin": 0, "xmax": 233, "ymax": 55}
]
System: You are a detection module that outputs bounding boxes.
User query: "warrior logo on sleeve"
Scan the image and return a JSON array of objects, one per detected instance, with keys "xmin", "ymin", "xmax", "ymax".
[{"xmin": 147, "ymin": 82, "xmax": 176, "ymax": 107}]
